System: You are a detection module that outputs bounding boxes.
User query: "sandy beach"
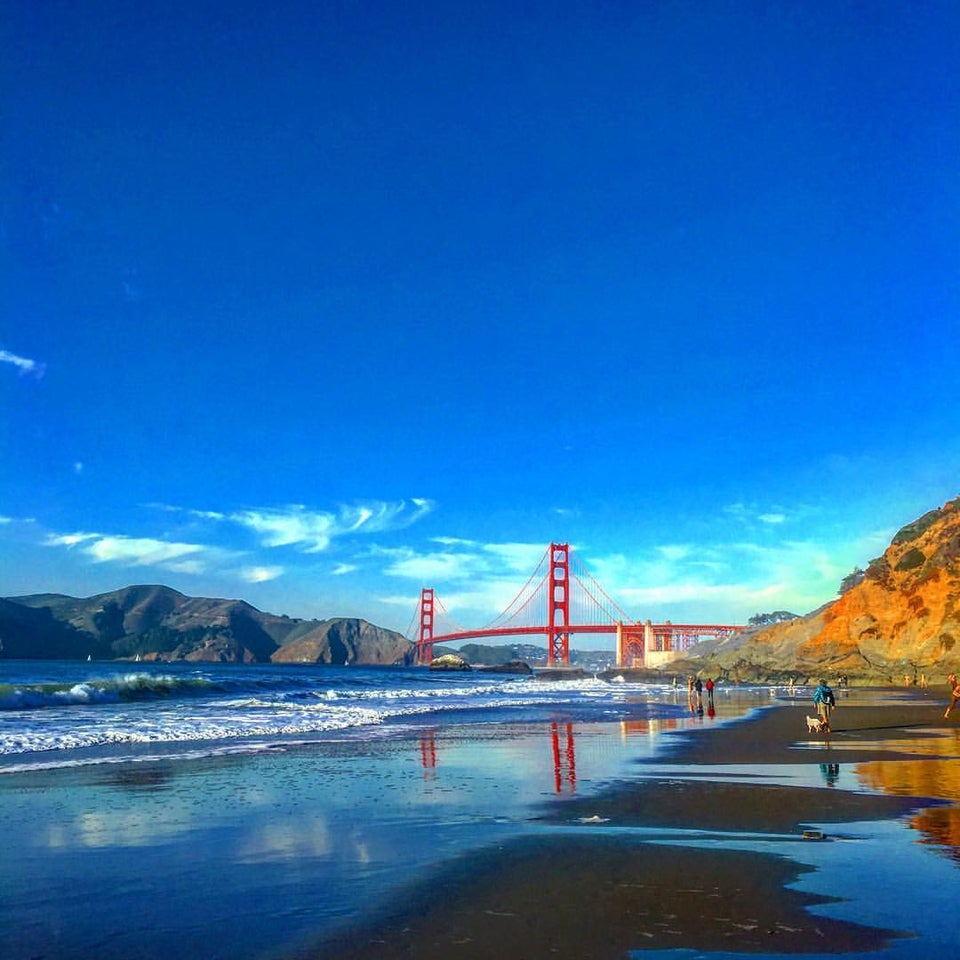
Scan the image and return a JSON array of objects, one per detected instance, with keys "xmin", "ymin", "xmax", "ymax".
[
  {"xmin": 4, "ymin": 677, "xmax": 960, "ymax": 960},
  {"xmin": 313, "ymin": 691, "xmax": 960, "ymax": 960}
]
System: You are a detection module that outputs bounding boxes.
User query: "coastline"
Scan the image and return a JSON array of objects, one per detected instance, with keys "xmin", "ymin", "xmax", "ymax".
[
  {"xmin": 4, "ymin": 674, "xmax": 959, "ymax": 960},
  {"xmin": 312, "ymin": 691, "xmax": 960, "ymax": 960}
]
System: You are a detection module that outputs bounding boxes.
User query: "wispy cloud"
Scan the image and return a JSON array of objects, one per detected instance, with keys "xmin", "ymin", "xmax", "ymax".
[
  {"xmin": 723, "ymin": 502, "xmax": 793, "ymax": 526},
  {"xmin": 44, "ymin": 526, "xmax": 292, "ymax": 587},
  {"xmin": 381, "ymin": 547, "xmax": 481, "ymax": 582},
  {"xmin": 46, "ymin": 532, "xmax": 211, "ymax": 572},
  {"xmin": 481, "ymin": 541, "xmax": 549, "ymax": 572},
  {"xmin": 331, "ymin": 563, "xmax": 358, "ymax": 576},
  {"xmin": 158, "ymin": 499, "xmax": 435, "ymax": 552},
  {"xmin": 431, "ymin": 535, "xmax": 479, "ymax": 547},
  {"xmin": 374, "ymin": 539, "xmax": 552, "ymax": 623},
  {"xmin": 38, "ymin": 497, "xmax": 437, "ymax": 590},
  {"xmin": 386, "ymin": 531, "xmax": 869, "ymax": 629},
  {"xmin": 587, "ymin": 534, "xmax": 865, "ymax": 623},
  {"xmin": 0, "ymin": 349, "xmax": 46, "ymax": 378}
]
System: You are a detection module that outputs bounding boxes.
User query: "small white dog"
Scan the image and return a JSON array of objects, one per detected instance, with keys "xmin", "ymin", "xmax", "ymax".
[{"xmin": 806, "ymin": 715, "xmax": 824, "ymax": 734}]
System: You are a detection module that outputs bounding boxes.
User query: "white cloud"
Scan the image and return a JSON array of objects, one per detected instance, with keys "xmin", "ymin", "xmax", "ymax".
[
  {"xmin": 332, "ymin": 563, "xmax": 357, "ymax": 576},
  {"xmin": 431, "ymin": 535, "xmax": 479, "ymax": 547},
  {"xmin": 0, "ymin": 349, "xmax": 45, "ymax": 378},
  {"xmin": 758, "ymin": 513, "xmax": 786, "ymax": 524},
  {"xmin": 231, "ymin": 506, "xmax": 338, "ymax": 551},
  {"xmin": 375, "ymin": 532, "xmax": 857, "ymax": 628},
  {"xmin": 384, "ymin": 550, "xmax": 478, "ymax": 582},
  {"xmin": 38, "ymin": 496, "xmax": 435, "ymax": 593},
  {"xmin": 379, "ymin": 539, "xmax": 547, "ymax": 584},
  {"xmin": 45, "ymin": 530, "xmax": 217, "ymax": 575},
  {"xmin": 164, "ymin": 559, "xmax": 207, "ymax": 575},
  {"xmin": 159, "ymin": 499, "xmax": 436, "ymax": 553},
  {"xmin": 240, "ymin": 566, "xmax": 284, "ymax": 583},
  {"xmin": 481, "ymin": 541, "xmax": 549, "ymax": 572},
  {"xmin": 375, "ymin": 540, "xmax": 554, "ymax": 625},
  {"xmin": 85, "ymin": 535, "xmax": 205, "ymax": 568},
  {"xmin": 46, "ymin": 532, "xmax": 100, "ymax": 547}
]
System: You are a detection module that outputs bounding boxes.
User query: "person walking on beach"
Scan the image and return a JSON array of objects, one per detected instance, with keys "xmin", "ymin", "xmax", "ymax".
[
  {"xmin": 944, "ymin": 673, "xmax": 960, "ymax": 719},
  {"xmin": 813, "ymin": 679, "xmax": 836, "ymax": 732},
  {"xmin": 705, "ymin": 677, "xmax": 715, "ymax": 707}
]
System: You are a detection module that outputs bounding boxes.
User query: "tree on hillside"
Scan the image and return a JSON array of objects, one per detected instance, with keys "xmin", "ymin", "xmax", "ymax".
[
  {"xmin": 748, "ymin": 611, "xmax": 799, "ymax": 626},
  {"xmin": 839, "ymin": 567, "xmax": 866, "ymax": 594}
]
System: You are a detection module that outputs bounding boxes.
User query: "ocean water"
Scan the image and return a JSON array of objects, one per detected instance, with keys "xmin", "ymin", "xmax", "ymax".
[
  {"xmin": 0, "ymin": 660, "xmax": 716, "ymax": 960},
  {"xmin": 0, "ymin": 660, "xmax": 696, "ymax": 767},
  {"xmin": 4, "ymin": 664, "xmax": 952, "ymax": 960}
]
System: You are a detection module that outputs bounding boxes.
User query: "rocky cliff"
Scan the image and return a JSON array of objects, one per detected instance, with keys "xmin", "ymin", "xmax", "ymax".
[
  {"xmin": 0, "ymin": 585, "xmax": 416, "ymax": 666},
  {"xmin": 688, "ymin": 495, "xmax": 960, "ymax": 683},
  {"xmin": 270, "ymin": 618, "xmax": 413, "ymax": 665}
]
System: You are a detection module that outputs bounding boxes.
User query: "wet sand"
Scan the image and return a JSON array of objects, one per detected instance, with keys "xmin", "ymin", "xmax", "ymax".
[{"xmin": 313, "ymin": 695, "xmax": 960, "ymax": 960}]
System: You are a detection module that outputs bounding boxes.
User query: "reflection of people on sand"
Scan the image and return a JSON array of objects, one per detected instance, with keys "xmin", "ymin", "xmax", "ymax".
[
  {"xmin": 813, "ymin": 679, "xmax": 836, "ymax": 732},
  {"xmin": 820, "ymin": 763, "xmax": 840, "ymax": 787},
  {"xmin": 944, "ymin": 674, "xmax": 960, "ymax": 719}
]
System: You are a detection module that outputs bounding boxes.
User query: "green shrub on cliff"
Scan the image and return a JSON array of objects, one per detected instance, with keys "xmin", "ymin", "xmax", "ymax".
[{"xmin": 894, "ymin": 547, "xmax": 925, "ymax": 572}]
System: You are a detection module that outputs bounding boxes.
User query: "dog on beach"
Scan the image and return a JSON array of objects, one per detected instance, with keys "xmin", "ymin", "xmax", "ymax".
[{"xmin": 806, "ymin": 715, "xmax": 825, "ymax": 734}]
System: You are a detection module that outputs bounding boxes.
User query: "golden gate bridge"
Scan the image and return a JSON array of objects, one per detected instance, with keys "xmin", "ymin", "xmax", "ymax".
[{"xmin": 410, "ymin": 542, "xmax": 741, "ymax": 667}]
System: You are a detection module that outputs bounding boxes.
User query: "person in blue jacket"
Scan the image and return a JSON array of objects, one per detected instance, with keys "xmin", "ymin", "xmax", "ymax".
[{"xmin": 813, "ymin": 679, "xmax": 836, "ymax": 732}]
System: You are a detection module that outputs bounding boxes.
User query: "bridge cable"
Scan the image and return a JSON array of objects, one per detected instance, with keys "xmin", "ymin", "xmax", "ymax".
[
  {"xmin": 569, "ymin": 547, "xmax": 636, "ymax": 624},
  {"xmin": 479, "ymin": 544, "xmax": 551, "ymax": 631},
  {"xmin": 403, "ymin": 600, "xmax": 420, "ymax": 642}
]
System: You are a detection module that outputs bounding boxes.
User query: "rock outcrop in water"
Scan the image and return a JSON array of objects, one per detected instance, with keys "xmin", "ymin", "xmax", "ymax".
[
  {"xmin": 0, "ymin": 585, "xmax": 416, "ymax": 665},
  {"xmin": 684, "ymin": 495, "xmax": 960, "ymax": 683},
  {"xmin": 428, "ymin": 653, "xmax": 471, "ymax": 671}
]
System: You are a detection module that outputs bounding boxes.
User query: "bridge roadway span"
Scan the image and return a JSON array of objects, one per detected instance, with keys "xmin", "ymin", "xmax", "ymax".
[{"xmin": 428, "ymin": 624, "xmax": 734, "ymax": 644}]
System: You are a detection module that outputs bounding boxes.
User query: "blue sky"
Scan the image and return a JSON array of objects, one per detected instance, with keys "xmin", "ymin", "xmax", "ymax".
[{"xmin": 3, "ymin": 1, "xmax": 958, "ymax": 644}]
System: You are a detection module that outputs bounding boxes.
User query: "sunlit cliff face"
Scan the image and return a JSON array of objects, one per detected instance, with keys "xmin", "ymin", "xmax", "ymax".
[
  {"xmin": 855, "ymin": 730, "xmax": 960, "ymax": 864},
  {"xmin": 799, "ymin": 498, "xmax": 960, "ymax": 670},
  {"xmin": 699, "ymin": 497, "xmax": 960, "ymax": 680}
]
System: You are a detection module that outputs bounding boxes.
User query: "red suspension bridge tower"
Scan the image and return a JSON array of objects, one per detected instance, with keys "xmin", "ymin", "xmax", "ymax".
[
  {"xmin": 547, "ymin": 542, "xmax": 570, "ymax": 666},
  {"xmin": 418, "ymin": 587, "xmax": 435, "ymax": 664}
]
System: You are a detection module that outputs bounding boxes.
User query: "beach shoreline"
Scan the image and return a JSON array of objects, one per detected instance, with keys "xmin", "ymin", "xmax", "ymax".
[
  {"xmin": 311, "ymin": 692, "xmax": 960, "ymax": 960},
  {"xmin": 3, "ymin": 675, "xmax": 959, "ymax": 960}
]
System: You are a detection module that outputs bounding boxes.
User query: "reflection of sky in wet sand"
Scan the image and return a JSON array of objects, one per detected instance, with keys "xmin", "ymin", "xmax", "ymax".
[
  {"xmin": 638, "ymin": 816, "xmax": 960, "ymax": 960},
  {"xmin": 0, "ymin": 721, "xmax": 652, "ymax": 960},
  {"xmin": 5, "ymin": 708, "xmax": 958, "ymax": 960}
]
